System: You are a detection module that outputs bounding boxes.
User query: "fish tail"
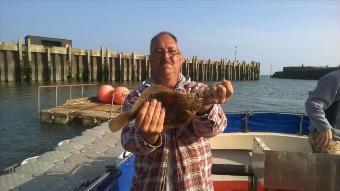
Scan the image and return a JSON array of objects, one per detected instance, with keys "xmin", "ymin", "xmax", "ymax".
[{"xmin": 108, "ymin": 112, "xmax": 133, "ymax": 132}]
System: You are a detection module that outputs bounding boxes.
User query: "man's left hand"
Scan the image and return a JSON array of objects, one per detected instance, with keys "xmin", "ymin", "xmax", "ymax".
[
  {"xmin": 197, "ymin": 80, "xmax": 234, "ymax": 115},
  {"xmin": 316, "ymin": 128, "xmax": 333, "ymax": 152}
]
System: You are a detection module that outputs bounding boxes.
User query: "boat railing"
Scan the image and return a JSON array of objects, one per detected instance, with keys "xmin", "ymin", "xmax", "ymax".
[
  {"xmin": 225, "ymin": 111, "xmax": 309, "ymax": 136},
  {"xmin": 37, "ymin": 84, "xmax": 97, "ymax": 115}
]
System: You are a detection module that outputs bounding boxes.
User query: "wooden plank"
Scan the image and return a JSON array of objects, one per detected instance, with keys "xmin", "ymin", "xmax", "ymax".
[
  {"xmin": 111, "ymin": 56, "xmax": 116, "ymax": 82},
  {"xmin": 147, "ymin": 55, "xmax": 151, "ymax": 79},
  {"xmin": 231, "ymin": 62, "xmax": 235, "ymax": 81},
  {"xmin": 17, "ymin": 38, "xmax": 23, "ymax": 81},
  {"xmin": 106, "ymin": 48, "xmax": 110, "ymax": 82},
  {"xmin": 0, "ymin": 50, "xmax": 4, "ymax": 81},
  {"xmin": 36, "ymin": 52, "xmax": 43, "ymax": 81},
  {"xmin": 132, "ymin": 52, "xmax": 137, "ymax": 81},
  {"xmin": 27, "ymin": 39, "xmax": 32, "ymax": 81},
  {"xmin": 140, "ymin": 58, "xmax": 145, "ymax": 81},
  {"xmin": 61, "ymin": 54, "xmax": 66, "ymax": 81},
  {"xmin": 128, "ymin": 53, "xmax": 132, "ymax": 81},
  {"xmin": 52, "ymin": 53, "xmax": 56, "ymax": 81},
  {"xmin": 100, "ymin": 46, "xmax": 104, "ymax": 82},
  {"xmin": 67, "ymin": 46, "xmax": 72, "ymax": 82},
  {"xmin": 206, "ymin": 59, "xmax": 211, "ymax": 81},
  {"xmin": 47, "ymin": 48, "xmax": 51, "ymax": 81},
  {"xmin": 86, "ymin": 50, "xmax": 91, "ymax": 82},
  {"xmin": 71, "ymin": 54, "xmax": 77, "ymax": 82},
  {"xmin": 31, "ymin": 52, "xmax": 39, "ymax": 82},
  {"xmin": 199, "ymin": 60, "xmax": 203, "ymax": 81},
  {"xmin": 219, "ymin": 59, "xmax": 222, "ymax": 80},
  {"xmin": 0, "ymin": 43, "xmax": 18, "ymax": 51},
  {"xmin": 79, "ymin": 55, "xmax": 83, "ymax": 82},
  {"xmin": 137, "ymin": 59, "xmax": 141, "ymax": 81},
  {"xmin": 92, "ymin": 55, "xmax": 98, "ymax": 82},
  {"xmin": 227, "ymin": 60, "xmax": 231, "ymax": 80},
  {"xmin": 193, "ymin": 56, "xmax": 197, "ymax": 81},
  {"xmin": 119, "ymin": 53, "xmax": 123, "ymax": 81}
]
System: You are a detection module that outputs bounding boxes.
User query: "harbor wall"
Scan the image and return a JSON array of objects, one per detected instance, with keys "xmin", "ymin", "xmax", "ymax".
[
  {"xmin": 0, "ymin": 39, "xmax": 260, "ymax": 82},
  {"xmin": 272, "ymin": 66, "xmax": 339, "ymax": 80}
]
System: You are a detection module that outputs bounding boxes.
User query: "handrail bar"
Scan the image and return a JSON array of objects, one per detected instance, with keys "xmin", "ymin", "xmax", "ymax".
[{"xmin": 37, "ymin": 84, "xmax": 97, "ymax": 115}]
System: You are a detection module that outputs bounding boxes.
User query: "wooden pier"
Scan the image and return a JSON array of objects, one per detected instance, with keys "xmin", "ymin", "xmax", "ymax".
[{"xmin": 0, "ymin": 38, "xmax": 260, "ymax": 82}]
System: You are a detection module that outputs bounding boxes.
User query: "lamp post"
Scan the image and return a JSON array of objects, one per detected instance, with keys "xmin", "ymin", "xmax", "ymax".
[{"xmin": 234, "ymin": 46, "xmax": 237, "ymax": 61}]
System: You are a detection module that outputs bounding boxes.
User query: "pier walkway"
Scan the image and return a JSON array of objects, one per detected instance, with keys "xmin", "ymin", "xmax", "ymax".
[{"xmin": 0, "ymin": 122, "xmax": 123, "ymax": 191}]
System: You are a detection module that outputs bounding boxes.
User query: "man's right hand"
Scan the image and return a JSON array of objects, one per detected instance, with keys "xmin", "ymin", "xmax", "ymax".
[
  {"xmin": 316, "ymin": 128, "xmax": 333, "ymax": 152},
  {"xmin": 136, "ymin": 99, "xmax": 166, "ymax": 145}
]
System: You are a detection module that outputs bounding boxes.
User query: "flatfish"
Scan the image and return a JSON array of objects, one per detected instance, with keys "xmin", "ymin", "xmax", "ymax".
[{"xmin": 109, "ymin": 85, "xmax": 203, "ymax": 132}]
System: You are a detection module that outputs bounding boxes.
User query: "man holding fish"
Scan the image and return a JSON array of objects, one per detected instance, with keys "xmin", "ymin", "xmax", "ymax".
[{"xmin": 109, "ymin": 31, "xmax": 233, "ymax": 191}]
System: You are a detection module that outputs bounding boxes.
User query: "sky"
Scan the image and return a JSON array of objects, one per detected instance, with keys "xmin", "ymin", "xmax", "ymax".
[{"xmin": 0, "ymin": 0, "xmax": 339, "ymax": 75}]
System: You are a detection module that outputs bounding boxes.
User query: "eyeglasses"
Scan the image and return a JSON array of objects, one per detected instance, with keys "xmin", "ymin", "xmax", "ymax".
[{"xmin": 152, "ymin": 48, "xmax": 181, "ymax": 58}]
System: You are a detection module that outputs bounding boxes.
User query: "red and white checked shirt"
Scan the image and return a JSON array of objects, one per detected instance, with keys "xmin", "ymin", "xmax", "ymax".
[{"xmin": 121, "ymin": 75, "xmax": 227, "ymax": 191}]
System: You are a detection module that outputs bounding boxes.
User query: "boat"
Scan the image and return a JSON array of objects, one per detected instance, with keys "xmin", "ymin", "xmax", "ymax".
[{"xmin": 84, "ymin": 111, "xmax": 340, "ymax": 191}]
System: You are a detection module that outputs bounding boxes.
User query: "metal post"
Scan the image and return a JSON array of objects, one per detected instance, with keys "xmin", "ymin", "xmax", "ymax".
[
  {"xmin": 69, "ymin": 86, "xmax": 72, "ymax": 99},
  {"xmin": 244, "ymin": 112, "xmax": 249, "ymax": 133},
  {"xmin": 55, "ymin": 86, "xmax": 58, "ymax": 107},
  {"xmin": 243, "ymin": 110, "xmax": 252, "ymax": 133},
  {"xmin": 38, "ymin": 86, "xmax": 40, "ymax": 116},
  {"xmin": 299, "ymin": 115, "xmax": 304, "ymax": 135},
  {"xmin": 234, "ymin": 46, "xmax": 238, "ymax": 61},
  {"xmin": 81, "ymin": 85, "xmax": 84, "ymax": 98},
  {"xmin": 110, "ymin": 93, "xmax": 115, "ymax": 119}
]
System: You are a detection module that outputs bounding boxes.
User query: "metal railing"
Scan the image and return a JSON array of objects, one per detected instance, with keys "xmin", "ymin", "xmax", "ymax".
[
  {"xmin": 2, "ymin": 163, "xmax": 18, "ymax": 174},
  {"xmin": 233, "ymin": 111, "xmax": 308, "ymax": 135},
  {"xmin": 109, "ymin": 92, "xmax": 129, "ymax": 118},
  {"xmin": 37, "ymin": 84, "xmax": 97, "ymax": 114}
]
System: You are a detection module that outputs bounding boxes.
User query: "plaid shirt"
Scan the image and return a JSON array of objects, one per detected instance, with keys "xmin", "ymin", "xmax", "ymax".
[{"xmin": 121, "ymin": 75, "xmax": 227, "ymax": 191}]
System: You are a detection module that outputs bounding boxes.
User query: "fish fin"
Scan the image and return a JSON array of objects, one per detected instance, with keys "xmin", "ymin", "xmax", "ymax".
[{"xmin": 108, "ymin": 112, "xmax": 133, "ymax": 132}]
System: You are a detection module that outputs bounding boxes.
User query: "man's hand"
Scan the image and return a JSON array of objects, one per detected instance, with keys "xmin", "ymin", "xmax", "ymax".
[
  {"xmin": 316, "ymin": 128, "xmax": 332, "ymax": 152},
  {"xmin": 197, "ymin": 80, "xmax": 234, "ymax": 115},
  {"xmin": 136, "ymin": 99, "xmax": 166, "ymax": 145}
]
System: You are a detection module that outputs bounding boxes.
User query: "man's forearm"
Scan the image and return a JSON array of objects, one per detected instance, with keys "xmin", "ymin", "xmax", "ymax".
[
  {"xmin": 121, "ymin": 122, "xmax": 162, "ymax": 155},
  {"xmin": 192, "ymin": 104, "xmax": 227, "ymax": 138},
  {"xmin": 305, "ymin": 99, "xmax": 333, "ymax": 132}
]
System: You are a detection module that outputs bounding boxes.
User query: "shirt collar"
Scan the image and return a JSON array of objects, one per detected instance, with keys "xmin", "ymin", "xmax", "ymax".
[{"xmin": 142, "ymin": 73, "xmax": 191, "ymax": 89}]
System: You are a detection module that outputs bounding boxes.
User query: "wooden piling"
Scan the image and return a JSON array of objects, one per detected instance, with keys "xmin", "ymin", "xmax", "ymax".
[
  {"xmin": 67, "ymin": 46, "xmax": 72, "ymax": 82},
  {"xmin": 55, "ymin": 53, "xmax": 61, "ymax": 81},
  {"xmin": 145, "ymin": 55, "xmax": 150, "ymax": 80},
  {"xmin": 26, "ymin": 39, "xmax": 32, "ymax": 81},
  {"xmin": 0, "ymin": 50, "xmax": 3, "ymax": 81},
  {"xmin": 132, "ymin": 52, "xmax": 136, "ymax": 81},
  {"xmin": 86, "ymin": 50, "xmax": 91, "ymax": 82},
  {"xmin": 100, "ymin": 46, "xmax": 104, "ymax": 82}
]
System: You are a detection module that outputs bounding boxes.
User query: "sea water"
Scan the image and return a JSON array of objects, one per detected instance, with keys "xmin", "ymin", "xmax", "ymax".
[{"xmin": 0, "ymin": 76, "xmax": 317, "ymax": 172}]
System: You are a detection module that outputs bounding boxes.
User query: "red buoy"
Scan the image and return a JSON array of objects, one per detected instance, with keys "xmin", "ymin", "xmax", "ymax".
[
  {"xmin": 97, "ymin": 85, "xmax": 114, "ymax": 104},
  {"xmin": 112, "ymin": 86, "xmax": 130, "ymax": 105}
]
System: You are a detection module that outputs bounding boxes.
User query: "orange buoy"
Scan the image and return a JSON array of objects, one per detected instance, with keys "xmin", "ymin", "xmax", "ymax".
[
  {"xmin": 98, "ymin": 85, "xmax": 115, "ymax": 104},
  {"xmin": 112, "ymin": 86, "xmax": 130, "ymax": 105}
]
